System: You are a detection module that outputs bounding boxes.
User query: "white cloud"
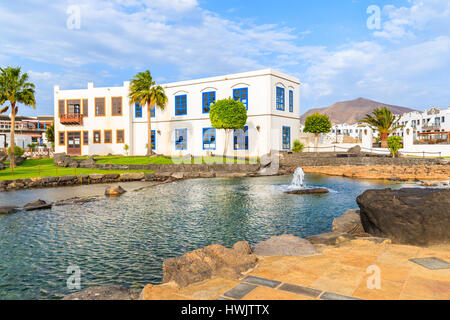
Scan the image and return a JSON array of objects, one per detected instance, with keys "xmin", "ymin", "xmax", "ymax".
[{"xmin": 374, "ymin": 0, "xmax": 450, "ymax": 39}]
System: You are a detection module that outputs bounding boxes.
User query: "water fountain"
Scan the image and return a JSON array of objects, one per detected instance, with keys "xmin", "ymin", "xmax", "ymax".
[{"xmin": 285, "ymin": 167, "xmax": 329, "ymax": 195}]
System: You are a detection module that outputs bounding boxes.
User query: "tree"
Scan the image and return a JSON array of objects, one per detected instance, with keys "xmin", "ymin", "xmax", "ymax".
[
  {"xmin": 360, "ymin": 107, "xmax": 404, "ymax": 148},
  {"xmin": 45, "ymin": 122, "xmax": 55, "ymax": 149},
  {"xmin": 129, "ymin": 70, "xmax": 167, "ymax": 156},
  {"xmin": 0, "ymin": 67, "xmax": 36, "ymax": 168},
  {"xmin": 303, "ymin": 113, "xmax": 331, "ymax": 151},
  {"xmin": 292, "ymin": 139, "xmax": 304, "ymax": 152},
  {"xmin": 209, "ymin": 98, "xmax": 247, "ymax": 160},
  {"xmin": 387, "ymin": 136, "xmax": 402, "ymax": 158}
]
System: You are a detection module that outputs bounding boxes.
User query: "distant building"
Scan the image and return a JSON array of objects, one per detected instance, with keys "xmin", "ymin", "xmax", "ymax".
[
  {"xmin": 392, "ymin": 107, "xmax": 450, "ymax": 141},
  {"xmin": 0, "ymin": 115, "xmax": 54, "ymax": 148}
]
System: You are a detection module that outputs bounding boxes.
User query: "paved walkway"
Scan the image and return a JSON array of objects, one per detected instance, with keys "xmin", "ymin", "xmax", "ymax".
[{"xmin": 141, "ymin": 239, "xmax": 450, "ymax": 300}]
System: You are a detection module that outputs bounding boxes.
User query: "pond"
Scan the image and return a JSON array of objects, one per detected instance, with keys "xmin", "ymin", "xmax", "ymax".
[{"xmin": 0, "ymin": 174, "xmax": 410, "ymax": 300}]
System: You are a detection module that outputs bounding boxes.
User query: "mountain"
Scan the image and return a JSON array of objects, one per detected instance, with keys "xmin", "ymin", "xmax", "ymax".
[{"xmin": 300, "ymin": 98, "xmax": 417, "ymax": 124}]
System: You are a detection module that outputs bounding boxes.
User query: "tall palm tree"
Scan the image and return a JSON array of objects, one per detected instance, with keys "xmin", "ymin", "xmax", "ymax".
[
  {"xmin": 360, "ymin": 107, "xmax": 404, "ymax": 148},
  {"xmin": 0, "ymin": 67, "xmax": 36, "ymax": 168},
  {"xmin": 129, "ymin": 70, "xmax": 167, "ymax": 155}
]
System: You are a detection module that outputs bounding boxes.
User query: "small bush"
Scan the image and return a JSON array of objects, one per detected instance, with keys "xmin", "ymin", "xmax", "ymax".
[
  {"xmin": 7, "ymin": 146, "xmax": 25, "ymax": 157},
  {"xmin": 292, "ymin": 140, "xmax": 304, "ymax": 152},
  {"xmin": 387, "ymin": 136, "xmax": 402, "ymax": 158}
]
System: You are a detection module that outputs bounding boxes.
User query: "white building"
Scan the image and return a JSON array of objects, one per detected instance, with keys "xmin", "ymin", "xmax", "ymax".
[
  {"xmin": 393, "ymin": 107, "xmax": 450, "ymax": 141},
  {"xmin": 330, "ymin": 123, "xmax": 369, "ymax": 140},
  {"xmin": 54, "ymin": 69, "xmax": 300, "ymax": 157}
]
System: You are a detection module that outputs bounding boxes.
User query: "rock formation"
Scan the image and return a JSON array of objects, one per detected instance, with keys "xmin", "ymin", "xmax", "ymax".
[
  {"xmin": 162, "ymin": 242, "xmax": 258, "ymax": 288},
  {"xmin": 356, "ymin": 188, "xmax": 450, "ymax": 246},
  {"xmin": 105, "ymin": 185, "xmax": 126, "ymax": 196}
]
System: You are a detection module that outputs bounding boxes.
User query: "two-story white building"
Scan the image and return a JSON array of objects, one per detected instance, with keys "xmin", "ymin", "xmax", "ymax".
[{"xmin": 54, "ymin": 69, "xmax": 300, "ymax": 157}]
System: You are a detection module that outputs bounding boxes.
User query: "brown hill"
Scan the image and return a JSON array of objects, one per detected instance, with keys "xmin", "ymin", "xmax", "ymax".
[{"xmin": 300, "ymin": 98, "xmax": 417, "ymax": 124}]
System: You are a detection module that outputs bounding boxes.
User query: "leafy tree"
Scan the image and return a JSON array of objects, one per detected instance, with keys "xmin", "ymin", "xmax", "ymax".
[
  {"xmin": 387, "ymin": 136, "xmax": 402, "ymax": 158},
  {"xmin": 45, "ymin": 122, "xmax": 55, "ymax": 149},
  {"xmin": 303, "ymin": 113, "xmax": 331, "ymax": 151},
  {"xmin": 209, "ymin": 98, "xmax": 247, "ymax": 159},
  {"xmin": 129, "ymin": 70, "xmax": 167, "ymax": 155},
  {"xmin": 8, "ymin": 145, "xmax": 24, "ymax": 158},
  {"xmin": 0, "ymin": 66, "xmax": 36, "ymax": 168},
  {"xmin": 124, "ymin": 144, "xmax": 129, "ymax": 156},
  {"xmin": 292, "ymin": 139, "xmax": 304, "ymax": 152},
  {"xmin": 360, "ymin": 107, "xmax": 404, "ymax": 148}
]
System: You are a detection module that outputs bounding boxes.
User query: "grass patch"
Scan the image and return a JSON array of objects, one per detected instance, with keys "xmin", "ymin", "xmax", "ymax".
[
  {"xmin": 0, "ymin": 158, "xmax": 153, "ymax": 180},
  {"xmin": 77, "ymin": 155, "xmax": 259, "ymax": 165}
]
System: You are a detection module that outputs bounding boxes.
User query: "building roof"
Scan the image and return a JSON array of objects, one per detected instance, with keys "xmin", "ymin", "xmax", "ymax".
[{"xmin": 162, "ymin": 69, "xmax": 300, "ymax": 88}]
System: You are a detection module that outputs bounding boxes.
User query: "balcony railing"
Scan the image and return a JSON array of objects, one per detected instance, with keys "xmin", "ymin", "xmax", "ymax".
[
  {"xmin": 59, "ymin": 113, "xmax": 83, "ymax": 125},
  {"xmin": 421, "ymin": 123, "xmax": 441, "ymax": 131}
]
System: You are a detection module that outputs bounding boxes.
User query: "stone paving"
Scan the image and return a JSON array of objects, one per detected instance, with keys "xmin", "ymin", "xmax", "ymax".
[{"xmin": 140, "ymin": 239, "xmax": 450, "ymax": 300}]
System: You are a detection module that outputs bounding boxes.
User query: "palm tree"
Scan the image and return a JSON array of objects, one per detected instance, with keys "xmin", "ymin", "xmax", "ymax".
[
  {"xmin": 0, "ymin": 67, "xmax": 36, "ymax": 168},
  {"xmin": 129, "ymin": 70, "xmax": 167, "ymax": 155},
  {"xmin": 360, "ymin": 107, "xmax": 404, "ymax": 148}
]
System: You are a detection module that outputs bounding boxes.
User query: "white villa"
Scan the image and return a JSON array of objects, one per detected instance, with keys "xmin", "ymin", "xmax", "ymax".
[
  {"xmin": 54, "ymin": 69, "xmax": 300, "ymax": 157},
  {"xmin": 392, "ymin": 107, "xmax": 449, "ymax": 140}
]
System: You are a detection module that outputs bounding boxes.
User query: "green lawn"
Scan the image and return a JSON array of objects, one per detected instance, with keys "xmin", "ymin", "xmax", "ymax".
[
  {"xmin": 0, "ymin": 158, "xmax": 154, "ymax": 180},
  {"xmin": 76, "ymin": 155, "xmax": 259, "ymax": 165}
]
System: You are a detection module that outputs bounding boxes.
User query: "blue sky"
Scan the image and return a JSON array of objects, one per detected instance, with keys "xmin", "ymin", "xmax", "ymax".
[{"xmin": 0, "ymin": 0, "xmax": 449, "ymax": 116}]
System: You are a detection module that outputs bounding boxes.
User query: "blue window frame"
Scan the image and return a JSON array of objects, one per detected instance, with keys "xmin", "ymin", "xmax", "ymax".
[
  {"xmin": 233, "ymin": 88, "xmax": 248, "ymax": 110},
  {"xmin": 135, "ymin": 103, "xmax": 142, "ymax": 118},
  {"xmin": 276, "ymin": 87, "xmax": 285, "ymax": 111},
  {"xmin": 175, "ymin": 95, "xmax": 187, "ymax": 116},
  {"xmin": 203, "ymin": 128, "xmax": 216, "ymax": 150},
  {"xmin": 202, "ymin": 91, "xmax": 215, "ymax": 113},
  {"xmin": 151, "ymin": 130, "xmax": 155, "ymax": 150},
  {"xmin": 289, "ymin": 90, "xmax": 293, "ymax": 112},
  {"xmin": 150, "ymin": 105, "xmax": 155, "ymax": 118},
  {"xmin": 282, "ymin": 126, "xmax": 291, "ymax": 150},
  {"xmin": 175, "ymin": 128, "xmax": 187, "ymax": 150},
  {"xmin": 234, "ymin": 126, "xmax": 248, "ymax": 150},
  {"xmin": 135, "ymin": 103, "xmax": 154, "ymax": 118}
]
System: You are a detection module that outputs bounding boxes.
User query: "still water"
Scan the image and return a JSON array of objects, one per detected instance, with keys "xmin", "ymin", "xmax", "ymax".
[{"xmin": 0, "ymin": 174, "xmax": 408, "ymax": 299}]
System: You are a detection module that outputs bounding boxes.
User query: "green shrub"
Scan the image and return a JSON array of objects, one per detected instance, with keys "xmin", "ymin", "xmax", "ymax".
[
  {"xmin": 387, "ymin": 136, "xmax": 402, "ymax": 158},
  {"xmin": 292, "ymin": 140, "xmax": 304, "ymax": 152},
  {"xmin": 7, "ymin": 146, "xmax": 25, "ymax": 157}
]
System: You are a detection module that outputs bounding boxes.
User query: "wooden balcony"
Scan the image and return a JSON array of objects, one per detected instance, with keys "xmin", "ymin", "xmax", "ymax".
[{"xmin": 59, "ymin": 113, "xmax": 83, "ymax": 125}]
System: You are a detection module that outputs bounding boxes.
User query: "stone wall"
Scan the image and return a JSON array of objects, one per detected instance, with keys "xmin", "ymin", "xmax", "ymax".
[
  {"xmin": 0, "ymin": 168, "xmax": 261, "ymax": 192},
  {"xmin": 279, "ymin": 151, "xmax": 448, "ymax": 168}
]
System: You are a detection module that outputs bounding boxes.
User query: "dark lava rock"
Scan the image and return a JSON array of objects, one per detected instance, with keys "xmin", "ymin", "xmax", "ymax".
[
  {"xmin": 0, "ymin": 206, "xmax": 19, "ymax": 214},
  {"xmin": 285, "ymin": 188, "xmax": 329, "ymax": 195},
  {"xmin": 356, "ymin": 188, "xmax": 450, "ymax": 246},
  {"xmin": 332, "ymin": 209, "xmax": 367, "ymax": 236},
  {"xmin": 253, "ymin": 234, "xmax": 318, "ymax": 256},
  {"xmin": 105, "ymin": 185, "xmax": 126, "ymax": 196},
  {"xmin": 347, "ymin": 145, "xmax": 361, "ymax": 154},
  {"xmin": 23, "ymin": 199, "xmax": 52, "ymax": 211},
  {"xmin": 62, "ymin": 286, "xmax": 139, "ymax": 300}
]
